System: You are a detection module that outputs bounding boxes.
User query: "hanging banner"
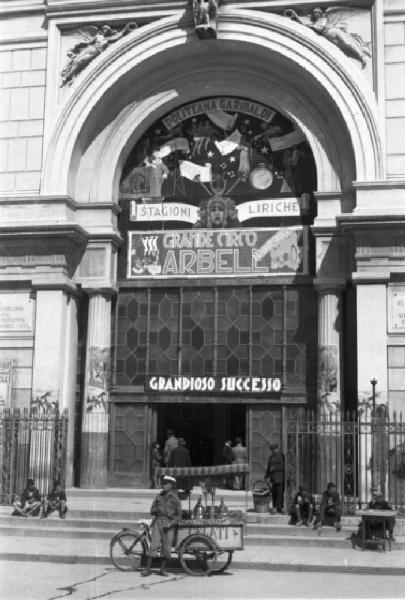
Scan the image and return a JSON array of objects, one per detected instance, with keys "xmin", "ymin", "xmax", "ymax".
[
  {"xmin": 163, "ymin": 98, "xmax": 276, "ymax": 130},
  {"xmin": 127, "ymin": 226, "xmax": 305, "ymax": 278},
  {"xmin": 237, "ymin": 198, "xmax": 300, "ymax": 220},
  {"xmin": 130, "ymin": 202, "xmax": 199, "ymax": 223},
  {"xmin": 146, "ymin": 375, "xmax": 282, "ymax": 394},
  {"xmin": 129, "ymin": 198, "xmax": 301, "ymax": 224}
]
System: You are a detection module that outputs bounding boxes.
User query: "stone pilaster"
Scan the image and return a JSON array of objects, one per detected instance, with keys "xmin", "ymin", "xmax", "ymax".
[
  {"xmin": 30, "ymin": 289, "xmax": 79, "ymax": 491},
  {"xmin": 314, "ymin": 279, "xmax": 345, "ymax": 492},
  {"xmin": 80, "ymin": 291, "xmax": 112, "ymax": 488}
]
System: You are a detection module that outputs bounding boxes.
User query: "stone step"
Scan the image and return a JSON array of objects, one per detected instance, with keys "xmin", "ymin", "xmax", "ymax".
[
  {"xmin": 0, "ymin": 514, "xmax": 356, "ymax": 537},
  {"xmin": 1, "ymin": 523, "xmax": 404, "ymax": 550}
]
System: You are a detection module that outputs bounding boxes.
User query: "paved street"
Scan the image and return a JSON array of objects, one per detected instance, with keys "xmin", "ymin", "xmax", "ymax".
[{"xmin": 1, "ymin": 561, "xmax": 405, "ymax": 600}]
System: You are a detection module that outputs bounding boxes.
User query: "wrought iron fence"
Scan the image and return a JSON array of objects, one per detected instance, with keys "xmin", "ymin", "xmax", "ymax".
[
  {"xmin": 286, "ymin": 406, "xmax": 405, "ymax": 514},
  {"xmin": 0, "ymin": 407, "xmax": 68, "ymax": 504}
]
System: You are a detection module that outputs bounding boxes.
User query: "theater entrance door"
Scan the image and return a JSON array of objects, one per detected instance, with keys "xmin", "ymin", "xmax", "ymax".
[{"xmin": 155, "ymin": 403, "xmax": 246, "ymax": 467}]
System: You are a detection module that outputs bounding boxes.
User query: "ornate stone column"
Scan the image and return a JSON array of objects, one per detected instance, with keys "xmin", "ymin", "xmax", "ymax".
[
  {"xmin": 314, "ymin": 279, "xmax": 345, "ymax": 492},
  {"xmin": 80, "ymin": 291, "xmax": 113, "ymax": 488}
]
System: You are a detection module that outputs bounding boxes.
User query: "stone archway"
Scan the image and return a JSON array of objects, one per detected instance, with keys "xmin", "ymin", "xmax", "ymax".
[
  {"xmin": 41, "ymin": 9, "xmax": 385, "ymax": 488},
  {"xmin": 42, "ymin": 10, "xmax": 383, "ymax": 205}
]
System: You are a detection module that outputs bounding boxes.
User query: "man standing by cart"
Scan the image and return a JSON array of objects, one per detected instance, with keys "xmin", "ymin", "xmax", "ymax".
[
  {"xmin": 265, "ymin": 443, "xmax": 285, "ymax": 514},
  {"xmin": 141, "ymin": 475, "xmax": 182, "ymax": 577}
]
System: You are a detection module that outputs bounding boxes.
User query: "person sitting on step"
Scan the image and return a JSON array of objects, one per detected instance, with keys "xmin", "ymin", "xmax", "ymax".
[
  {"xmin": 12, "ymin": 478, "xmax": 42, "ymax": 517},
  {"xmin": 366, "ymin": 485, "xmax": 395, "ymax": 541},
  {"xmin": 313, "ymin": 482, "xmax": 342, "ymax": 532},
  {"xmin": 41, "ymin": 480, "xmax": 68, "ymax": 519},
  {"xmin": 289, "ymin": 484, "xmax": 315, "ymax": 527}
]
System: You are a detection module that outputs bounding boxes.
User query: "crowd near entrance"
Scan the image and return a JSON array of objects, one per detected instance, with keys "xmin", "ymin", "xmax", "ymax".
[{"xmin": 156, "ymin": 404, "xmax": 246, "ymax": 467}]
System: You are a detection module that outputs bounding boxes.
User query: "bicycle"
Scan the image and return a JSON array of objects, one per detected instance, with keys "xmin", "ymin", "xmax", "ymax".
[{"xmin": 110, "ymin": 518, "xmax": 241, "ymax": 576}]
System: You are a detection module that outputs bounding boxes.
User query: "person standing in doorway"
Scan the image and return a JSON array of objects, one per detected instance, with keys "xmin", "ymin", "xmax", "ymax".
[
  {"xmin": 233, "ymin": 437, "xmax": 247, "ymax": 490},
  {"xmin": 222, "ymin": 439, "xmax": 235, "ymax": 489},
  {"xmin": 265, "ymin": 443, "xmax": 285, "ymax": 513},
  {"xmin": 163, "ymin": 429, "xmax": 178, "ymax": 466},
  {"xmin": 150, "ymin": 442, "xmax": 163, "ymax": 489},
  {"xmin": 168, "ymin": 438, "xmax": 192, "ymax": 499}
]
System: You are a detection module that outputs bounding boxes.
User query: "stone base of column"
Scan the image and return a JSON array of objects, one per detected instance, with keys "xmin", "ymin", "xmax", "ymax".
[{"xmin": 80, "ymin": 431, "xmax": 108, "ymax": 488}]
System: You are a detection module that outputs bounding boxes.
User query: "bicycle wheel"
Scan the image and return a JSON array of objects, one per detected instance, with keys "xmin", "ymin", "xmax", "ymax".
[
  {"xmin": 179, "ymin": 534, "xmax": 217, "ymax": 576},
  {"xmin": 211, "ymin": 550, "xmax": 233, "ymax": 574},
  {"xmin": 110, "ymin": 531, "xmax": 146, "ymax": 571}
]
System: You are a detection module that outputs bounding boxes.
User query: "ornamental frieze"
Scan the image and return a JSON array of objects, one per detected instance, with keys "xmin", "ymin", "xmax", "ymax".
[
  {"xmin": 192, "ymin": 0, "xmax": 220, "ymax": 39},
  {"xmin": 61, "ymin": 22, "xmax": 138, "ymax": 86},
  {"xmin": 282, "ymin": 6, "xmax": 371, "ymax": 68}
]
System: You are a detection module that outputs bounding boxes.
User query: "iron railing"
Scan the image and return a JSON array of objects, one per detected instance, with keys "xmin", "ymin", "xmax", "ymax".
[
  {"xmin": 286, "ymin": 406, "xmax": 405, "ymax": 514},
  {"xmin": 0, "ymin": 407, "xmax": 68, "ymax": 504}
]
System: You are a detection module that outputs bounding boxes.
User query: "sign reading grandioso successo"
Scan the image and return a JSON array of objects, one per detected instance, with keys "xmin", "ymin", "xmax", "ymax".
[
  {"xmin": 145, "ymin": 376, "xmax": 282, "ymax": 394},
  {"xmin": 128, "ymin": 226, "xmax": 303, "ymax": 278}
]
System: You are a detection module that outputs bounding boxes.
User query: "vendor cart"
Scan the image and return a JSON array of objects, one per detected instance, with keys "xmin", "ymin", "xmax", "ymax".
[{"xmin": 110, "ymin": 463, "xmax": 249, "ymax": 576}]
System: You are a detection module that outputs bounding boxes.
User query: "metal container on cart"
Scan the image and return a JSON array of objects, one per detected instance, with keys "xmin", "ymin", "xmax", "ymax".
[{"xmin": 252, "ymin": 479, "xmax": 271, "ymax": 513}]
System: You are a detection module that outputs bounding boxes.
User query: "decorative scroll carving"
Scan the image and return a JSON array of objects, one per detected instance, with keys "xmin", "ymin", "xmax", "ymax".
[
  {"xmin": 61, "ymin": 22, "xmax": 138, "ymax": 86},
  {"xmin": 192, "ymin": 0, "xmax": 220, "ymax": 39},
  {"xmin": 283, "ymin": 7, "xmax": 371, "ymax": 68}
]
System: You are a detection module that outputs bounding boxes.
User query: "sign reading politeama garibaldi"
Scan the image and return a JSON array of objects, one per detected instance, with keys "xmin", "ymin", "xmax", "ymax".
[
  {"xmin": 128, "ymin": 226, "xmax": 303, "ymax": 278},
  {"xmin": 146, "ymin": 376, "xmax": 282, "ymax": 394}
]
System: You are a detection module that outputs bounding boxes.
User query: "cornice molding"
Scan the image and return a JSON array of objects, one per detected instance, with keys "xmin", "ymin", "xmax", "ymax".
[
  {"xmin": 0, "ymin": 33, "xmax": 48, "ymax": 47},
  {"xmin": 0, "ymin": 0, "xmax": 374, "ymax": 18},
  {"xmin": 0, "ymin": 195, "xmax": 121, "ymax": 215},
  {"xmin": 0, "ymin": 223, "xmax": 89, "ymax": 245},
  {"xmin": 354, "ymin": 180, "xmax": 405, "ymax": 191},
  {"xmin": 313, "ymin": 277, "xmax": 348, "ymax": 293}
]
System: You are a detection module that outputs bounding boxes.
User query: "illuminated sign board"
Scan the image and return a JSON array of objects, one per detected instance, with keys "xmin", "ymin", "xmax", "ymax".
[
  {"xmin": 145, "ymin": 376, "xmax": 282, "ymax": 394},
  {"xmin": 128, "ymin": 226, "xmax": 305, "ymax": 279}
]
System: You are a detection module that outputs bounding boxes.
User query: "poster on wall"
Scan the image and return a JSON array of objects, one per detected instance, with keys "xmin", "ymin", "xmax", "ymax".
[
  {"xmin": 86, "ymin": 346, "xmax": 109, "ymax": 412},
  {"xmin": 0, "ymin": 361, "xmax": 13, "ymax": 406},
  {"xmin": 388, "ymin": 287, "xmax": 405, "ymax": 333},
  {"xmin": 0, "ymin": 293, "xmax": 33, "ymax": 334},
  {"xmin": 127, "ymin": 226, "xmax": 306, "ymax": 278}
]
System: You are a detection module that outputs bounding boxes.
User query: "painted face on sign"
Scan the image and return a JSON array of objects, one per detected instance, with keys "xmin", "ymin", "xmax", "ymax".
[{"xmin": 209, "ymin": 200, "xmax": 226, "ymax": 227}]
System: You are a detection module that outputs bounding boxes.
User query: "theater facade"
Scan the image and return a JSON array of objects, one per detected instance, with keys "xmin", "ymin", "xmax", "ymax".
[{"xmin": 0, "ymin": 0, "xmax": 404, "ymax": 489}]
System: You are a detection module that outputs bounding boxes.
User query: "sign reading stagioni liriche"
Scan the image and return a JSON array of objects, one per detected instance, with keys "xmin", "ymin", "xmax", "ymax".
[
  {"xmin": 128, "ymin": 226, "xmax": 304, "ymax": 279},
  {"xmin": 145, "ymin": 376, "xmax": 282, "ymax": 394}
]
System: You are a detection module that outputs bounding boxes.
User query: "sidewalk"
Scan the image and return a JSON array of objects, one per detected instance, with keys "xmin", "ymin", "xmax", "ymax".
[
  {"xmin": 0, "ymin": 534, "xmax": 404, "ymax": 575},
  {"xmin": 1, "ymin": 488, "xmax": 404, "ymax": 575}
]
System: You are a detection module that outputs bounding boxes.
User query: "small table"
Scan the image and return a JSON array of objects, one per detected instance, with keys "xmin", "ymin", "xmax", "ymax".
[{"xmin": 357, "ymin": 510, "xmax": 397, "ymax": 552}]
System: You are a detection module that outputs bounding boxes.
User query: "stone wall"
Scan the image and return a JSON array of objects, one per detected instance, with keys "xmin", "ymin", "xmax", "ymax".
[
  {"xmin": 0, "ymin": 45, "xmax": 46, "ymax": 193},
  {"xmin": 384, "ymin": 16, "xmax": 405, "ymax": 177}
]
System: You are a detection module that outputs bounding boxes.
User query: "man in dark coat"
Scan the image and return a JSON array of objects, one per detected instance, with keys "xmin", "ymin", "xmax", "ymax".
[
  {"xmin": 265, "ymin": 443, "xmax": 285, "ymax": 513},
  {"xmin": 168, "ymin": 438, "xmax": 192, "ymax": 498},
  {"xmin": 366, "ymin": 485, "xmax": 395, "ymax": 540},
  {"xmin": 289, "ymin": 484, "xmax": 315, "ymax": 526},
  {"xmin": 141, "ymin": 475, "xmax": 182, "ymax": 577},
  {"xmin": 12, "ymin": 478, "xmax": 41, "ymax": 517},
  {"xmin": 313, "ymin": 481, "xmax": 342, "ymax": 532},
  {"xmin": 222, "ymin": 439, "xmax": 235, "ymax": 489}
]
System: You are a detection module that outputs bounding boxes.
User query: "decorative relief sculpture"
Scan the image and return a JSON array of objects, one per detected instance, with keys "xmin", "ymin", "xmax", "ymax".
[
  {"xmin": 193, "ymin": 0, "xmax": 220, "ymax": 39},
  {"xmin": 283, "ymin": 7, "xmax": 371, "ymax": 68},
  {"xmin": 61, "ymin": 22, "xmax": 137, "ymax": 86}
]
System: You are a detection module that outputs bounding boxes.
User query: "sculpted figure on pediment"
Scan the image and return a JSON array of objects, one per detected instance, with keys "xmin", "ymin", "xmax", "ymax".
[
  {"xmin": 283, "ymin": 7, "xmax": 371, "ymax": 68},
  {"xmin": 193, "ymin": 0, "xmax": 220, "ymax": 39},
  {"xmin": 61, "ymin": 22, "xmax": 137, "ymax": 86}
]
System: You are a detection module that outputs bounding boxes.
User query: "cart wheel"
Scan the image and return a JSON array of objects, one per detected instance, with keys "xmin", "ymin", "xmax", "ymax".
[
  {"xmin": 110, "ymin": 531, "xmax": 146, "ymax": 571},
  {"xmin": 212, "ymin": 550, "xmax": 233, "ymax": 574},
  {"xmin": 179, "ymin": 534, "xmax": 218, "ymax": 576}
]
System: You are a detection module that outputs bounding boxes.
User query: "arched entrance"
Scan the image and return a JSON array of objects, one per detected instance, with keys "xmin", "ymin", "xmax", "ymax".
[
  {"xmin": 40, "ymin": 10, "xmax": 384, "ymax": 487},
  {"xmin": 109, "ymin": 94, "xmax": 318, "ymax": 484}
]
